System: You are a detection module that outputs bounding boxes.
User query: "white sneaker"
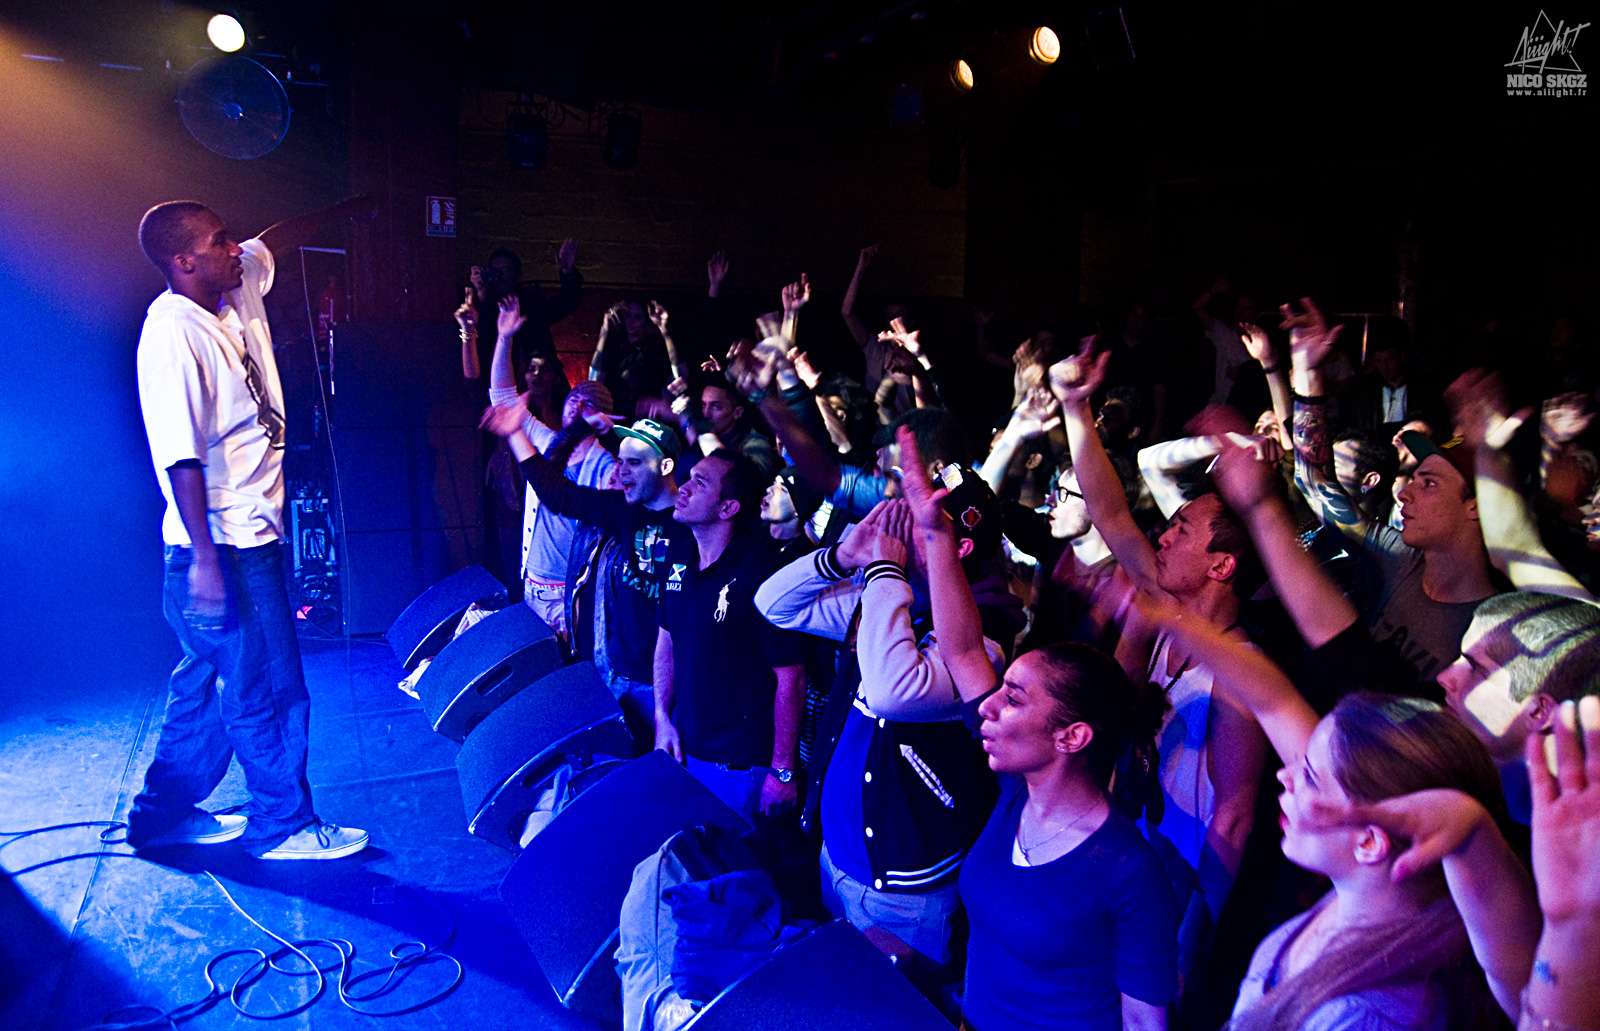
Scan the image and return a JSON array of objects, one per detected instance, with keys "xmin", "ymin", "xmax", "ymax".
[
  {"xmin": 143, "ymin": 812, "xmax": 248, "ymax": 847},
  {"xmin": 260, "ymin": 821, "xmax": 370, "ymax": 861}
]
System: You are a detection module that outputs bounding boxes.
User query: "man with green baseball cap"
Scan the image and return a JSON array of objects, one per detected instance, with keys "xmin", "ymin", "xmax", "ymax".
[{"xmin": 481, "ymin": 408, "xmax": 686, "ymax": 749}]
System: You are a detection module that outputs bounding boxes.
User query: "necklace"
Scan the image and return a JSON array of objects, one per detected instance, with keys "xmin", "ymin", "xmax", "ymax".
[{"xmin": 1015, "ymin": 803, "xmax": 1098, "ymax": 865}]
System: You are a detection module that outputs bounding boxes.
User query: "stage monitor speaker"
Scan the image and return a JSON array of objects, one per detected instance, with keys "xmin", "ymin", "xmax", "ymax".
[
  {"xmin": 500, "ymin": 751, "xmax": 746, "ymax": 1013},
  {"xmin": 680, "ymin": 919, "xmax": 953, "ymax": 1031},
  {"xmin": 455, "ymin": 663, "xmax": 634, "ymax": 849},
  {"xmin": 414, "ymin": 603, "xmax": 561, "ymax": 741},
  {"xmin": 386, "ymin": 565, "xmax": 508, "ymax": 670}
]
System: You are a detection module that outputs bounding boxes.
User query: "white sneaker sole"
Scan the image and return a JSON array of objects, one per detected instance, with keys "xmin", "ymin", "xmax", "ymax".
[
  {"xmin": 259, "ymin": 834, "xmax": 370, "ymax": 861},
  {"xmin": 143, "ymin": 816, "xmax": 248, "ymax": 847}
]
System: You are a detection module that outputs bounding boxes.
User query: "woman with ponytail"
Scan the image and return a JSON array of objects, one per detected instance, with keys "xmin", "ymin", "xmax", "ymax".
[{"xmin": 896, "ymin": 427, "xmax": 1179, "ymax": 1031}]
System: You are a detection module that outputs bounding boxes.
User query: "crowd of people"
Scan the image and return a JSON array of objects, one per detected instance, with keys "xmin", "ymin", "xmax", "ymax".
[
  {"xmin": 125, "ymin": 188, "xmax": 1600, "ymax": 1031},
  {"xmin": 458, "ymin": 237, "xmax": 1600, "ymax": 1031}
]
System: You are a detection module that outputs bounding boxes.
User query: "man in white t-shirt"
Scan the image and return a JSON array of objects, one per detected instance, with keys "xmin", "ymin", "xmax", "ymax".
[{"xmin": 129, "ymin": 198, "xmax": 371, "ymax": 860}]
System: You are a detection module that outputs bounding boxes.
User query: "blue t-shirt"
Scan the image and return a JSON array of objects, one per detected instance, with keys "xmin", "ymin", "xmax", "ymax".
[
  {"xmin": 959, "ymin": 777, "xmax": 1179, "ymax": 1031},
  {"xmin": 831, "ymin": 465, "xmax": 891, "ymax": 521}
]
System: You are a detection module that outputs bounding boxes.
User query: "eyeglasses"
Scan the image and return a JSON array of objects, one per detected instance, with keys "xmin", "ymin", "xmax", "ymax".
[{"xmin": 1049, "ymin": 484, "xmax": 1084, "ymax": 505}]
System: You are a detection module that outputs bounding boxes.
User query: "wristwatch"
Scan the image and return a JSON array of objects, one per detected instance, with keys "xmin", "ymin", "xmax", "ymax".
[{"xmin": 770, "ymin": 767, "xmax": 794, "ymax": 784}]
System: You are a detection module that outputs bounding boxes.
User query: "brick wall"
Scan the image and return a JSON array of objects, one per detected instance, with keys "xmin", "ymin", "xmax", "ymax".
[{"xmin": 458, "ymin": 90, "xmax": 968, "ymax": 358}]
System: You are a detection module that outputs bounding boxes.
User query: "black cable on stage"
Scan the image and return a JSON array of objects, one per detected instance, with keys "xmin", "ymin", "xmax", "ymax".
[{"xmin": 1, "ymin": 821, "xmax": 463, "ymax": 1028}]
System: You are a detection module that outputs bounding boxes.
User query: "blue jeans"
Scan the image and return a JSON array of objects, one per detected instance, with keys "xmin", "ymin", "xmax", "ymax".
[
  {"xmin": 127, "ymin": 542, "xmax": 316, "ymax": 856},
  {"xmin": 819, "ymin": 842, "xmax": 960, "ymax": 965}
]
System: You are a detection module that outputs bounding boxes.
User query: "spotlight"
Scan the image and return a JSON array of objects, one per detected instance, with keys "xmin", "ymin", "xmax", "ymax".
[
  {"xmin": 603, "ymin": 109, "xmax": 642, "ymax": 169},
  {"xmin": 207, "ymin": 14, "xmax": 246, "ymax": 53},
  {"xmin": 950, "ymin": 59, "xmax": 974, "ymax": 92},
  {"xmin": 1030, "ymin": 27, "xmax": 1060, "ymax": 64}
]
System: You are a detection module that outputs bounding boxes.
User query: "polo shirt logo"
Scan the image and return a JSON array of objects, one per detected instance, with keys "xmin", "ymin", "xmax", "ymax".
[{"xmin": 714, "ymin": 579, "xmax": 736, "ymax": 622}]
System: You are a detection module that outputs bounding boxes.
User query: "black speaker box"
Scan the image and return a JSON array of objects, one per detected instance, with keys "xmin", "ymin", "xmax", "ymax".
[
  {"xmin": 386, "ymin": 565, "xmax": 508, "ymax": 670},
  {"xmin": 341, "ymin": 527, "xmax": 483, "ymax": 636},
  {"xmin": 328, "ymin": 321, "xmax": 483, "ymax": 430},
  {"xmin": 455, "ymin": 663, "xmax": 634, "ymax": 850},
  {"xmin": 413, "ymin": 603, "xmax": 561, "ymax": 741},
  {"xmin": 680, "ymin": 919, "xmax": 953, "ymax": 1031},
  {"xmin": 499, "ymin": 751, "xmax": 747, "ymax": 1015}
]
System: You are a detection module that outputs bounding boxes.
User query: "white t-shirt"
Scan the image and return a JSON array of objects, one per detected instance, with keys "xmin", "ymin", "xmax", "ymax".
[
  {"xmin": 1145, "ymin": 632, "xmax": 1219, "ymax": 877},
  {"xmin": 136, "ymin": 239, "xmax": 286, "ymax": 548}
]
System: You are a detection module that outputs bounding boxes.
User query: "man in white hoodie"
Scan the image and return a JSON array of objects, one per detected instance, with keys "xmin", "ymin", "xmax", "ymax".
[{"xmin": 130, "ymin": 198, "xmax": 370, "ymax": 861}]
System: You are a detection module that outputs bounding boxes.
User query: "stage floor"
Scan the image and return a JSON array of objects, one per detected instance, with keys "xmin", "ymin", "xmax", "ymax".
[{"xmin": 0, "ymin": 631, "xmax": 596, "ymax": 1031}]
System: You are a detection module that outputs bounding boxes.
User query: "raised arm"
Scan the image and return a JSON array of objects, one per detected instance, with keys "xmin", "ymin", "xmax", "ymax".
[
  {"xmin": 1241, "ymin": 321, "xmax": 1293, "ymax": 451},
  {"xmin": 1049, "ymin": 340, "xmax": 1160, "ymax": 592},
  {"xmin": 979, "ymin": 389, "xmax": 1059, "ymax": 494},
  {"xmin": 1447, "ymin": 370, "xmax": 1594, "ymax": 601},
  {"xmin": 1306, "ymin": 786, "xmax": 1540, "ymax": 1020},
  {"xmin": 256, "ymin": 194, "xmax": 375, "ymax": 265},
  {"xmin": 840, "ymin": 245, "xmax": 877, "ymax": 349},
  {"xmin": 1139, "ymin": 594, "xmax": 1317, "ymax": 769},
  {"xmin": 455, "ymin": 287, "xmax": 480, "ymax": 380},
  {"xmin": 780, "ymin": 274, "xmax": 810, "ymax": 345},
  {"xmin": 489, "ymin": 295, "xmax": 526, "ymax": 393},
  {"xmin": 480, "ymin": 404, "xmax": 632, "ymax": 537},
  {"xmin": 1522, "ymin": 697, "xmax": 1600, "ymax": 1031},
  {"xmin": 540, "ymin": 237, "xmax": 583, "ymax": 326},
  {"xmin": 589, "ymin": 304, "xmax": 622, "ymax": 383},
  {"xmin": 1285, "ymin": 298, "xmax": 1375, "ymax": 542},
  {"xmin": 899, "ymin": 428, "xmax": 999, "ymax": 702},
  {"xmin": 1210, "ymin": 440, "xmax": 1361, "ymax": 648}
]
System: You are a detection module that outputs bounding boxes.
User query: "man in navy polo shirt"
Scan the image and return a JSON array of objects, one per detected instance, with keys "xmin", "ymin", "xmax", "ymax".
[{"xmin": 653, "ymin": 450, "xmax": 808, "ymax": 822}]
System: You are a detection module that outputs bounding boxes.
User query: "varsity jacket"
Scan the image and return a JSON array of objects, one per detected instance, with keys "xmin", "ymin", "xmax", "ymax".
[{"xmin": 755, "ymin": 544, "xmax": 1002, "ymax": 893}]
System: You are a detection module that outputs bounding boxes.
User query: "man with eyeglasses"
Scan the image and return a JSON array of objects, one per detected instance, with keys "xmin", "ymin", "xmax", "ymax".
[{"xmin": 130, "ymin": 197, "xmax": 373, "ymax": 861}]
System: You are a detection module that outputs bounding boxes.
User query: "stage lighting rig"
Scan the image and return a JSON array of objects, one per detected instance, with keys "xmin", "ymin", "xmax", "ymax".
[{"xmin": 207, "ymin": 13, "xmax": 246, "ymax": 53}]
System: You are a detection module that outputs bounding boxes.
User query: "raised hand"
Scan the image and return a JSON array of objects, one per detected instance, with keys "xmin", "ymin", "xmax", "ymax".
[
  {"xmin": 1047, "ymin": 337, "xmax": 1110, "ymax": 408},
  {"xmin": 835, "ymin": 500, "xmax": 891, "ymax": 571},
  {"xmin": 600, "ymin": 302, "xmax": 625, "ymax": 335},
  {"xmin": 556, "ymin": 237, "xmax": 578, "ymax": 274},
  {"xmin": 1279, "ymin": 297, "xmax": 1342, "ymax": 370},
  {"xmin": 1444, "ymin": 368, "xmax": 1531, "ymax": 451},
  {"xmin": 1210, "ymin": 435, "xmax": 1283, "ymax": 510},
  {"xmin": 896, "ymin": 426, "xmax": 952, "ymax": 534},
  {"xmin": 1240, "ymin": 322, "xmax": 1275, "ymax": 366},
  {"xmin": 700, "ymin": 355, "xmax": 723, "ymax": 374},
  {"xmin": 470, "ymin": 265, "xmax": 486, "ymax": 302},
  {"xmin": 781, "ymin": 274, "xmax": 812, "ymax": 316},
  {"xmin": 707, "ymin": 250, "xmax": 730, "ymax": 297},
  {"xmin": 648, "ymin": 299, "xmax": 670, "ymax": 333},
  {"xmin": 857, "ymin": 244, "xmax": 879, "ymax": 270},
  {"xmin": 873, "ymin": 499, "xmax": 912, "ymax": 567},
  {"xmin": 1009, "ymin": 387, "xmax": 1061, "ymax": 438},
  {"xmin": 1543, "ymin": 392, "xmax": 1594, "ymax": 445},
  {"xmin": 454, "ymin": 287, "xmax": 478, "ymax": 336},
  {"xmin": 1301, "ymin": 788, "xmax": 1494, "ymax": 883},
  {"xmin": 1527, "ymin": 696, "xmax": 1600, "ymax": 925},
  {"xmin": 497, "ymin": 294, "xmax": 526, "ymax": 339},
  {"xmin": 727, "ymin": 340, "xmax": 776, "ymax": 399},
  {"xmin": 790, "ymin": 348, "xmax": 821, "ymax": 390},
  {"xmin": 480, "ymin": 399, "xmax": 530, "ymax": 438}
]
